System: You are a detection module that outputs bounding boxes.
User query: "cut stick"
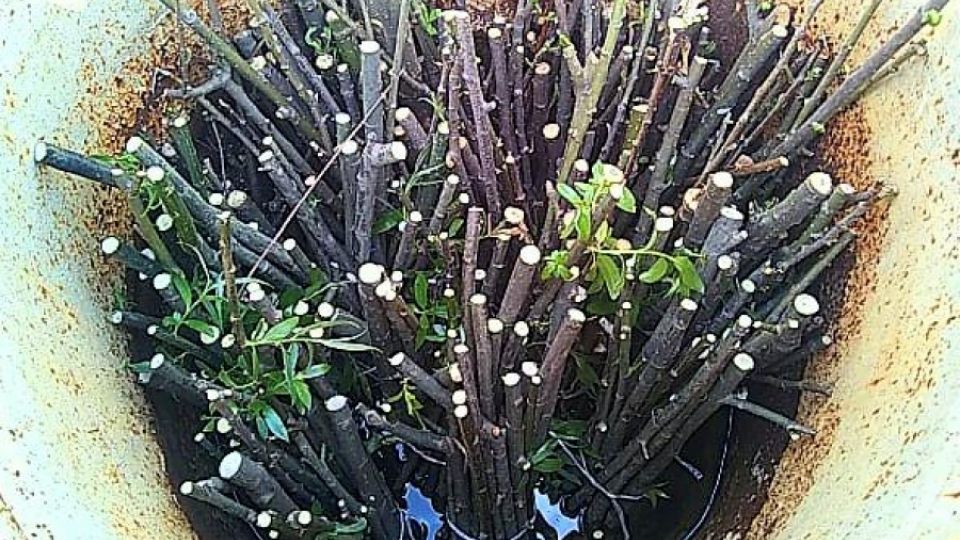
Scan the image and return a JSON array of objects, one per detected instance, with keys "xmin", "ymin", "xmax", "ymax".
[
  {"xmin": 219, "ymin": 451, "xmax": 297, "ymax": 515},
  {"xmin": 533, "ymin": 308, "xmax": 586, "ymax": 446},
  {"xmin": 387, "ymin": 352, "xmax": 453, "ymax": 409}
]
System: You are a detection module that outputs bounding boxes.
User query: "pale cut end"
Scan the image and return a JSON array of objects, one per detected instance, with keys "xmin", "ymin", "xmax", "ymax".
[
  {"xmin": 325, "ymin": 395, "xmax": 349, "ymax": 412},
  {"xmin": 806, "ymin": 172, "xmax": 833, "ymax": 196},
  {"xmin": 487, "ymin": 27, "xmax": 503, "ymax": 39},
  {"xmin": 574, "ymin": 159, "xmax": 590, "ymax": 173},
  {"xmin": 655, "ymin": 217, "xmax": 675, "ymax": 232},
  {"xmin": 771, "ymin": 24, "xmax": 790, "ymax": 38},
  {"xmin": 449, "ymin": 363, "xmax": 463, "ymax": 383},
  {"xmin": 458, "ymin": 193, "xmax": 470, "ymax": 204},
  {"xmin": 406, "ymin": 210, "xmax": 424, "ymax": 224},
  {"xmin": 534, "ymin": 62, "xmax": 551, "ymax": 76},
  {"xmin": 453, "ymin": 343, "xmax": 469, "ymax": 355},
  {"xmin": 208, "ymin": 192, "xmax": 225, "ymax": 206},
  {"xmin": 388, "ymin": 352, "xmax": 406, "ymax": 366},
  {"xmin": 256, "ymin": 512, "xmax": 273, "ymax": 529},
  {"xmin": 437, "ymin": 121, "xmax": 450, "ymax": 135},
  {"xmin": 568, "ymin": 308, "xmax": 586, "ymax": 324},
  {"xmin": 838, "ymin": 183, "xmax": 856, "ymax": 195},
  {"xmin": 358, "ymin": 263, "xmax": 385, "ymax": 285},
  {"xmin": 487, "ymin": 318, "xmax": 504, "ymax": 334},
  {"xmin": 248, "ymin": 286, "xmax": 266, "ymax": 302},
  {"xmin": 33, "ymin": 141, "xmax": 48, "ymax": 163},
  {"xmin": 390, "ymin": 141, "xmax": 408, "ymax": 161},
  {"xmin": 293, "ymin": 301, "xmax": 309, "ymax": 316},
  {"xmin": 502, "ymin": 372, "xmax": 521, "ymax": 387},
  {"xmin": 215, "ymin": 418, "xmax": 232, "ymax": 434},
  {"xmin": 341, "ymin": 139, "xmax": 359, "ymax": 155},
  {"xmin": 125, "ymin": 136, "xmax": 145, "ymax": 153},
  {"xmin": 335, "ymin": 112, "xmax": 352, "ymax": 126},
  {"xmin": 316, "ymin": 302, "xmax": 335, "ymax": 318},
  {"xmin": 109, "ymin": 311, "xmax": 123, "ymax": 324},
  {"xmin": 474, "ymin": 269, "xmax": 487, "ymax": 281},
  {"xmin": 296, "ymin": 511, "xmax": 312, "ymax": 526},
  {"xmin": 150, "ymin": 353, "xmax": 165, "ymax": 369},
  {"xmin": 521, "ymin": 361, "xmax": 539, "ymax": 377},
  {"xmin": 519, "ymin": 245, "xmax": 542, "ymax": 265},
  {"xmin": 793, "ymin": 294, "xmax": 820, "ymax": 316},
  {"xmin": 711, "ymin": 171, "xmax": 734, "ymax": 189},
  {"xmin": 719, "ymin": 206, "xmax": 744, "ymax": 221},
  {"xmin": 667, "ymin": 16, "xmax": 687, "ymax": 31},
  {"xmin": 514, "ymin": 320, "xmax": 530, "ymax": 337},
  {"xmin": 659, "ymin": 206, "xmax": 676, "ymax": 217},
  {"xmin": 219, "ymin": 451, "xmax": 243, "ymax": 479},
  {"xmin": 531, "ymin": 375, "xmax": 542, "ymax": 385},
  {"xmin": 737, "ymin": 314, "xmax": 753, "ymax": 328},
  {"xmin": 227, "ymin": 190, "xmax": 248, "ymax": 209},
  {"xmin": 179, "ymin": 481, "xmax": 194, "ymax": 495},
  {"xmin": 394, "ymin": 107, "xmax": 413, "ymax": 122},
  {"xmin": 156, "ymin": 214, "xmax": 174, "ymax": 232},
  {"xmin": 504, "ymin": 206, "xmax": 525, "ymax": 225},
  {"xmin": 100, "ymin": 236, "xmax": 120, "ymax": 255},
  {"xmin": 470, "ymin": 294, "xmax": 487, "ymax": 306},
  {"xmin": 692, "ymin": 55, "xmax": 708, "ymax": 66},
  {"xmin": 153, "ymin": 273, "xmax": 172, "ymax": 290},
  {"xmin": 542, "ymin": 123, "xmax": 561, "ymax": 140},
  {"xmin": 453, "ymin": 405, "xmax": 469, "ymax": 419},
  {"xmin": 680, "ymin": 299, "xmax": 698, "ymax": 312},
  {"xmin": 359, "ymin": 40, "xmax": 381, "ymax": 54},
  {"xmin": 258, "ymin": 150, "xmax": 275, "ymax": 164},
  {"xmin": 717, "ymin": 254, "xmax": 734, "ymax": 271},
  {"xmin": 282, "ymin": 238, "xmax": 298, "ymax": 251},
  {"xmin": 741, "ymin": 279, "xmax": 756, "ymax": 294},
  {"xmin": 145, "ymin": 166, "xmax": 165, "ymax": 182},
  {"xmin": 446, "ymin": 174, "xmax": 461, "ymax": 186},
  {"xmin": 733, "ymin": 353, "xmax": 755, "ymax": 372},
  {"xmin": 452, "ymin": 389, "xmax": 467, "ymax": 406},
  {"xmin": 683, "ymin": 188, "xmax": 701, "ymax": 211},
  {"xmin": 172, "ymin": 116, "xmax": 189, "ymax": 129}
]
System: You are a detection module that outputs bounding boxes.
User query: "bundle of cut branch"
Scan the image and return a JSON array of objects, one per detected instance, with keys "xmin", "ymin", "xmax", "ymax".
[{"xmin": 34, "ymin": 0, "xmax": 946, "ymax": 537}]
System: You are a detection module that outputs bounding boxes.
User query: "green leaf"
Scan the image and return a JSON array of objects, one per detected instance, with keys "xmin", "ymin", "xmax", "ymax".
[
  {"xmin": 414, "ymin": 272, "xmax": 429, "ymax": 309},
  {"xmin": 532, "ymin": 456, "xmax": 564, "ymax": 473},
  {"xmin": 574, "ymin": 355, "xmax": 599, "ymax": 390},
  {"xmin": 334, "ymin": 517, "xmax": 368, "ymax": 535},
  {"xmin": 289, "ymin": 379, "xmax": 313, "ymax": 412},
  {"xmin": 319, "ymin": 336, "xmax": 377, "ymax": 352},
  {"xmin": 183, "ymin": 319, "xmax": 220, "ymax": 341},
  {"xmin": 924, "ymin": 9, "xmax": 943, "ymax": 26},
  {"xmin": 372, "ymin": 208, "xmax": 404, "ymax": 235},
  {"xmin": 262, "ymin": 317, "xmax": 301, "ymax": 343},
  {"xmin": 595, "ymin": 254, "xmax": 624, "ymax": 299},
  {"xmin": 556, "ymin": 183, "xmax": 582, "ymax": 205},
  {"xmin": 128, "ymin": 361, "xmax": 152, "ymax": 374},
  {"xmin": 575, "ymin": 208, "xmax": 592, "ymax": 241},
  {"xmin": 299, "ymin": 363, "xmax": 331, "ymax": 379},
  {"xmin": 639, "ymin": 258, "xmax": 671, "ymax": 284},
  {"xmin": 447, "ymin": 217, "xmax": 464, "ymax": 236},
  {"xmin": 617, "ymin": 186, "xmax": 637, "ymax": 213},
  {"xmin": 171, "ymin": 272, "xmax": 193, "ymax": 307},
  {"xmin": 674, "ymin": 256, "xmax": 705, "ymax": 294},
  {"xmin": 283, "ymin": 345, "xmax": 298, "ymax": 384},
  {"xmin": 262, "ymin": 405, "xmax": 289, "ymax": 441},
  {"xmin": 255, "ymin": 415, "xmax": 268, "ymax": 439}
]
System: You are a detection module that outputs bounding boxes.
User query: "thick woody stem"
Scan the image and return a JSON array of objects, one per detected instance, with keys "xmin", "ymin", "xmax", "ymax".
[
  {"xmin": 533, "ymin": 308, "xmax": 586, "ymax": 446},
  {"xmin": 218, "ymin": 214, "xmax": 247, "ymax": 348},
  {"xmin": 448, "ymin": 11, "xmax": 502, "ymax": 219},
  {"xmin": 356, "ymin": 402, "xmax": 451, "ymax": 453},
  {"xmin": 741, "ymin": 172, "xmax": 833, "ymax": 260},
  {"xmin": 719, "ymin": 395, "xmax": 816, "ymax": 437},
  {"xmin": 325, "ymin": 396, "xmax": 400, "ymax": 539},
  {"xmin": 387, "ymin": 352, "xmax": 453, "ymax": 409},
  {"xmin": 180, "ymin": 478, "xmax": 259, "ymax": 525},
  {"xmin": 684, "ymin": 172, "xmax": 733, "ymax": 251},
  {"xmin": 219, "ymin": 451, "xmax": 298, "ymax": 515},
  {"xmin": 497, "ymin": 245, "xmax": 541, "ymax": 325}
]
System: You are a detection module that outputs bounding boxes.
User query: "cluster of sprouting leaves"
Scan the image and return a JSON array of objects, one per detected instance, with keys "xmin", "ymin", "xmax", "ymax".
[
  {"xmin": 543, "ymin": 162, "xmax": 704, "ymax": 310},
  {"xmin": 147, "ymin": 265, "xmax": 372, "ymax": 442},
  {"xmin": 305, "ymin": 14, "xmax": 360, "ymax": 70},
  {"xmin": 91, "ymin": 151, "xmax": 141, "ymax": 174}
]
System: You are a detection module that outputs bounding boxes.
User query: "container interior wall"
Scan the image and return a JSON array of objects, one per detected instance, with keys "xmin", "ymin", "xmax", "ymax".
[
  {"xmin": 0, "ymin": 1, "xmax": 958, "ymax": 540},
  {"xmin": 741, "ymin": 2, "xmax": 960, "ymax": 539},
  {"xmin": 0, "ymin": 1, "xmax": 195, "ymax": 538}
]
